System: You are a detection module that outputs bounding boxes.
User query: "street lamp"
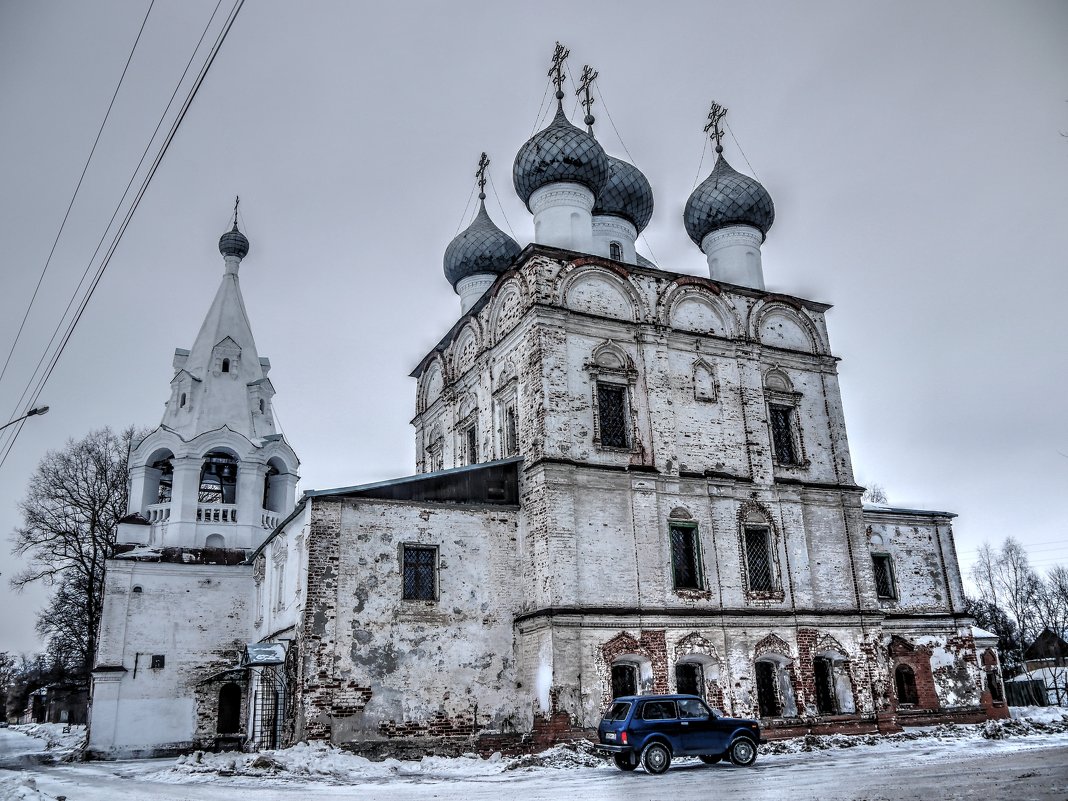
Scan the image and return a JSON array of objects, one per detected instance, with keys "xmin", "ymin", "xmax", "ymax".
[{"xmin": 0, "ymin": 405, "xmax": 49, "ymax": 433}]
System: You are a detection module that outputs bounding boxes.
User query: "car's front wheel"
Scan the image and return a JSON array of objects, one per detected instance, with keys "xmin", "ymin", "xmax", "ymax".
[
  {"xmin": 613, "ymin": 754, "xmax": 638, "ymax": 771},
  {"xmin": 728, "ymin": 737, "xmax": 758, "ymax": 767},
  {"xmin": 699, "ymin": 754, "xmax": 722, "ymax": 764},
  {"xmin": 641, "ymin": 742, "xmax": 672, "ymax": 775}
]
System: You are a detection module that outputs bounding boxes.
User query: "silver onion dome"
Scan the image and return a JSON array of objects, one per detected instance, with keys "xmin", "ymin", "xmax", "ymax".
[
  {"xmin": 513, "ymin": 105, "xmax": 610, "ymax": 208},
  {"xmin": 218, "ymin": 221, "xmax": 250, "ymax": 259},
  {"xmin": 683, "ymin": 155, "xmax": 775, "ymax": 245},
  {"xmin": 443, "ymin": 200, "xmax": 522, "ymax": 289},
  {"xmin": 593, "ymin": 155, "xmax": 654, "ymax": 233}
]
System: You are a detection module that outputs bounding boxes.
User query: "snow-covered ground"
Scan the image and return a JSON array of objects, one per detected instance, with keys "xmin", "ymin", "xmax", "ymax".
[{"xmin": 2, "ymin": 712, "xmax": 1067, "ymax": 800}]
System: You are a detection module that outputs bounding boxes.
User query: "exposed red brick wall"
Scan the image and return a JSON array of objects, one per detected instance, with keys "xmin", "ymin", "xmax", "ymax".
[{"xmin": 889, "ymin": 637, "xmax": 938, "ymax": 711}]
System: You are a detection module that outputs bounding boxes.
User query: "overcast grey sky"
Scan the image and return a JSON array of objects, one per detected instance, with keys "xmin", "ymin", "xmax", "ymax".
[{"xmin": 1, "ymin": 1, "xmax": 1065, "ymax": 655}]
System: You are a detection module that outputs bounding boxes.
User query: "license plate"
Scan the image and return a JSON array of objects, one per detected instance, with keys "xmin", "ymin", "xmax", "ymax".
[{"xmin": 605, "ymin": 732, "xmax": 616, "ymax": 741}]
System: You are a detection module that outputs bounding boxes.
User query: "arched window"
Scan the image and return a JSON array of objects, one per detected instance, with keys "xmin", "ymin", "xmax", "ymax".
[
  {"xmin": 895, "ymin": 664, "xmax": 918, "ymax": 706},
  {"xmin": 259, "ymin": 399, "xmax": 265, "ymax": 413},
  {"xmin": 262, "ymin": 462, "xmax": 280, "ymax": 511},
  {"xmin": 221, "ymin": 358, "xmax": 230, "ymax": 373},
  {"xmin": 131, "ymin": 585, "xmax": 143, "ymax": 593},
  {"xmin": 609, "ymin": 241, "xmax": 622, "ymax": 261},
  {"xmin": 217, "ymin": 683, "xmax": 242, "ymax": 734},
  {"xmin": 205, "ymin": 533, "xmax": 226, "ymax": 549},
  {"xmin": 151, "ymin": 455, "xmax": 174, "ymax": 504},
  {"xmin": 200, "ymin": 452, "xmax": 238, "ymax": 504},
  {"xmin": 180, "ymin": 393, "xmax": 187, "ymax": 408}
]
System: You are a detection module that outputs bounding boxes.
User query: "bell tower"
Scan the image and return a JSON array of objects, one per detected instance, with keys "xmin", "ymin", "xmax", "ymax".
[{"xmin": 117, "ymin": 208, "xmax": 299, "ymax": 553}]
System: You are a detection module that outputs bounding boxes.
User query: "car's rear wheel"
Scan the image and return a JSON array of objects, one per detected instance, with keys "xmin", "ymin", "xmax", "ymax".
[
  {"xmin": 641, "ymin": 742, "xmax": 671, "ymax": 775},
  {"xmin": 728, "ymin": 737, "xmax": 758, "ymax": 767},
  {"xmin": 699, "ymin": 754, "xmax": 722, "ymax": 764},
  {"xmin": 613, "ymin": 754, "xmax": 638, "ymax": 771}
]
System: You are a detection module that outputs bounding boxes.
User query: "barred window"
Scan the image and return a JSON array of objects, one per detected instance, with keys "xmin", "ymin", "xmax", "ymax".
[
  {"xmin": 597, "ymin": 383, "xmax": 628, "ymax": 448},
  {"xmin": 745, "ymin": 526, "xmax": 775, "ymax": 592},
  {"xmin": 769, "ymin": 405, "xmax": 798, "ymax": 465},
  {"xmin": 402, "ymin": 545, "xmax": 437, "ymax": 601},
  {"xmin": 872, "ymin": 553, "xmax": 896, "ymax": 599},
  {"xmin": 670, "ymin": 524, "xmax": 702, "ymax": 590},
  {"xmin": 676, "ymin": 662, "xmax": 704, "ymax": 697},
  {"xmin": 609, "ymin": 241, "xmax": 623, "ymax": 261},
  {"xmin": 504, "ymin": 404, "xmax": 518, "ymax": 456},
  {"xmin": 465, "ymin": 423, "xmax": 478, "ymax": 465}
]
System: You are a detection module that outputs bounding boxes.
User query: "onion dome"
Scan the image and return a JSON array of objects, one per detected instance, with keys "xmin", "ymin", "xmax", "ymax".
[
  {"xmin": 683, "ymin": 155, "xmax": 775, "ymax": 246},
  {"xmin": 443, "ymin": 199, "xmax": 522, "ymax": 289},
  {"xmin": 218, "ymin": 221, "xmax": 250, "ymax": 259},
  {"xmin": 593, "ymin": 155, "xmax": 654, "ymax": 233},
  {"xmin": 513, "ymin": 104, "xmax": 610, "ymax": 208}
]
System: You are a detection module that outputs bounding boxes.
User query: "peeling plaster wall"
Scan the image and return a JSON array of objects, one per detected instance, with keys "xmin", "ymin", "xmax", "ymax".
[
  {"xmin": 865, "ymin": 512, "xmax": 966, "ymax": 614},
  {"xmin": 297, "ymin": 498, "xmax": 524, "ymax": 748},
  {"xmin": 88, "ymin": 559, "xmax": 252, "ymax": 757}
]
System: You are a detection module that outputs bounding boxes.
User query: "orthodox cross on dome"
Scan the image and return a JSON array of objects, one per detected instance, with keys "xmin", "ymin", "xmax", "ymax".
[
  {"xmin": 577, "ymin": 64, "xmax": 598, "ymax": 132},
  {"xmin": 704, "ymin": 101, "xmax": 728, "ymax": 154},
  {"xmin": 475, "ymin": 152, "xmax": 489, "ymax": 200},
  {"xmin": 548, "ymin": 41, "xmax": 570, "ymax": 102},
  {"xmin": 231, "ymin": 195, "xmax": 240, "ymax": 227}
]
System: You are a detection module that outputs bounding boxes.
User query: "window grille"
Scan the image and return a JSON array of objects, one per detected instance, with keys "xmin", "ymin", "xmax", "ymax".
[
  {"xmin": 609, "ymin": 241, "xmax": 622, "ymax": 261},
  {"xmin": 895, "ymin": 664, "xmax": 918, "ymax": 706},
  {"xmin": 670, "ymin": 525, "xmax": 701, "ymax": 589},
  {"xmin": 813, "ymin": 657, "xmax": 837, "ymax": 714},
  {"xmin": 465, "ymin": 424, "xmax": 478, "ymax": 465},
  {"xmin": 611, "ymin": 663, "xmax": 637, "ymax": 698},
  {"xmin": 403, "ymin": 545, "xmax": 437, "ymax": 601},
  {"xmin": 745, "ymin": 526, "xmax": 774, "ymax": 592},
  {"xmin": 675, "ymin": 662, "xmax": 703, "ymax": 697},
  {"xmin": 597, "ymin": 384, "xmax": 628, "ymax": 448},
  {"xmin": 150, "ymin": 654, "xmax": 165, "ymax": 669},
  {"xmin": 769, "ymin": 405, "xmax": 797, "ymax": 465},
  {"xmin": 755, "ymin": 661, "xmax": 781, "ymax": 717},
  {"xmin": 504, "ymin": 404, "xmax": 518, "ymax": 456},
  {"xmin": 872, "ymin": 554, "xmax": 896, "ymax": 599}
]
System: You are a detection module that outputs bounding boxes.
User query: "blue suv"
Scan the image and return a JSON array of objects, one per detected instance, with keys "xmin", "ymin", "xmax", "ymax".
[{"xmin": 596, "ymin": 694, "xmax": 764, "ymax": 774}]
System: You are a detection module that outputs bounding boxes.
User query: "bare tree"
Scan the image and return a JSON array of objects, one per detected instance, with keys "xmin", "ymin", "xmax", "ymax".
[
  {"xmin": 10, "ymin": 427, "xmax": 136, "ymax": 679},
  {"xmin": 861, "ymin": 483, "xmax": 887, "ymax": 505}
]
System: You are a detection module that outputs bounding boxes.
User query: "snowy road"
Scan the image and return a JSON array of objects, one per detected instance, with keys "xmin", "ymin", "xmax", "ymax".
[{"xmin": 3, "ymin": 728, "xmax": 1068, "ymax": 801}]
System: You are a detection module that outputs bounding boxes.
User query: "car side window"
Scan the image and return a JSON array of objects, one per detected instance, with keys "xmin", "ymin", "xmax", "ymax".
[
  {"xmin": 678, "ymin": 698, "xmax": 712, "ymax": 719},
  {"xmin": 642, "ymin": 700, "xmax": 678, "ymax": 720}
]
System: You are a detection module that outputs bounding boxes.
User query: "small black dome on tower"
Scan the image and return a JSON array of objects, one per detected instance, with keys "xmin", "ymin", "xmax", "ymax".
[
  {"xmin": 593, "ymin": 155, "xmax": 654, "ymax": 233},
  {"xmin": 683, "ymin": 155, "xmax": 775, "ymax": 246},
  {"xmin": 219, "ymin": 221, "xmax": 250, "ymax": 259},
  {"xmin": 443, "ymin": 201, "xmax": 522, "ymax": 289},
  {"xmin": 513, "ymin": 106, "xmax": 610, "ymax": 208}
]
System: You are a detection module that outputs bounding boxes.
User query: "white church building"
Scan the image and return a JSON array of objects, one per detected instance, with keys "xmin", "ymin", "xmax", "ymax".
[{"xmin": 87, "ymin": 52, "xmax": 1007, "ymax": 758}]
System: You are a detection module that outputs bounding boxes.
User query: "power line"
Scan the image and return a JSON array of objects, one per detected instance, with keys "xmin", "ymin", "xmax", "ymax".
[
  {"xmin": 0, "ymin": 0, "xmax": 247, "ymax": 471},
  {"xmin": 487, "ymin": 172, "xmax": 517, "ymax": 241},
  {"xmin": 725, "ymin": 121, "xmax": 758, "ymax": 179},
  {"xmin": 0, "ymin": 0, "xmax": 227, "ymax": 464},
  {"xmin": 0, "ymin": 0, "xmax": 156, "ymax": 392}
]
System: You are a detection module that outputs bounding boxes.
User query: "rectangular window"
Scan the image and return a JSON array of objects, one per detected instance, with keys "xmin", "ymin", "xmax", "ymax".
[
  {"xmin": 769, "ymin": 405, "xmax": 798, "ymax": 465},
  {"xmin": 150, "ymin": 654, "xmax": 165, "ymax": 670},
  {"xmin": 676, "ymin": 663, "xmax": 704, "ymax": 698},
  {"xmin": 402, "ymin": 545, "xmax": 437, "ymax": 601},
  {"xmin": 669, "ymin": 524, "xmax": 702, "ymax": 590},
  {"xmin": 597, "ymin": 383, "xmax": 628, "ymax": 448},
  {"xmin": 504, "ymin": 403, "xmax": 518, "ymax": 457},
  {"xmin": 872, "ymin": 553, "xmax": 897, "ymax": 599},
  {"xmin": 745, "ymin": 526, "xmax": 775, "ymax": 592},
  {"xmin": 611, "ymin": 663, "xmax": 637, "ymax": 699},
  {"xmin": 641, "ymin": 700, "xmax": 678, "ymax": 720},
  {"xmin": 465, "ymin": 424, "xmax": 478, "ymax": 465}
]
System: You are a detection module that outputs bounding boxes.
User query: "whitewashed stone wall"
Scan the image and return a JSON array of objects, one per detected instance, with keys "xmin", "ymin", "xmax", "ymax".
[{"xmin": 88, "ymin": 560, "xmax": 252, "ymax": 757}]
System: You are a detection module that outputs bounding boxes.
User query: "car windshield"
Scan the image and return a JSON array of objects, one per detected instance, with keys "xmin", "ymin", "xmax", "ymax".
[{"xmin": 604, "ymin": 701, "xmax": 631, "ymax": 722}]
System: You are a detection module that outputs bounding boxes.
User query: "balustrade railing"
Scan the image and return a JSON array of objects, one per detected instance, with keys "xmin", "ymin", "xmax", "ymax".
[
  {"xmin": 196, "ymin": 504, "xmax": 238, "ymax": 523},
  {"xmin": 145, "ymin": 503, "xmax": 171, "ymax": 523}
]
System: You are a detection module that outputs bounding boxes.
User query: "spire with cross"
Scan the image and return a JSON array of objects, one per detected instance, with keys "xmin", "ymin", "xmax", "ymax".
[
  {"xmin": 577, "ymin": 64, "xmax": 598, "ymax": 133},
  {"xmin": 475, "ymin": 152, "xmax": 489, "ymax": 201},
  {"xmin": 548, "ymin": 41, "xmax": 570, "ymax": 105},
  {"xmin": 704, "ymin": 101, "xmax": 728, "ymax": 154},
  {"xmin": 232, "ymin": 195, "xmax": 240, "ymax": 228}
]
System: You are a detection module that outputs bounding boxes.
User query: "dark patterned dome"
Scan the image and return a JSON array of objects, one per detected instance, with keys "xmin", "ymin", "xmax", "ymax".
[
  {"xmin": 683, "ymin": 155, "xmax": 775, "ymax": 246},
  {"xmin": 513, "ymin": 105, "xmax": 609, "ymax": 207},
  {"xmin": 443, "ymin": 200, "xmax": 522, "ymax": 289},
  {"xmin": 218, "ymin": 222, "xmax": 250, "ymax": 259},
  {"xmin": 593, "ymin": 155, "xmax": 654, "ymax": 233}
]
